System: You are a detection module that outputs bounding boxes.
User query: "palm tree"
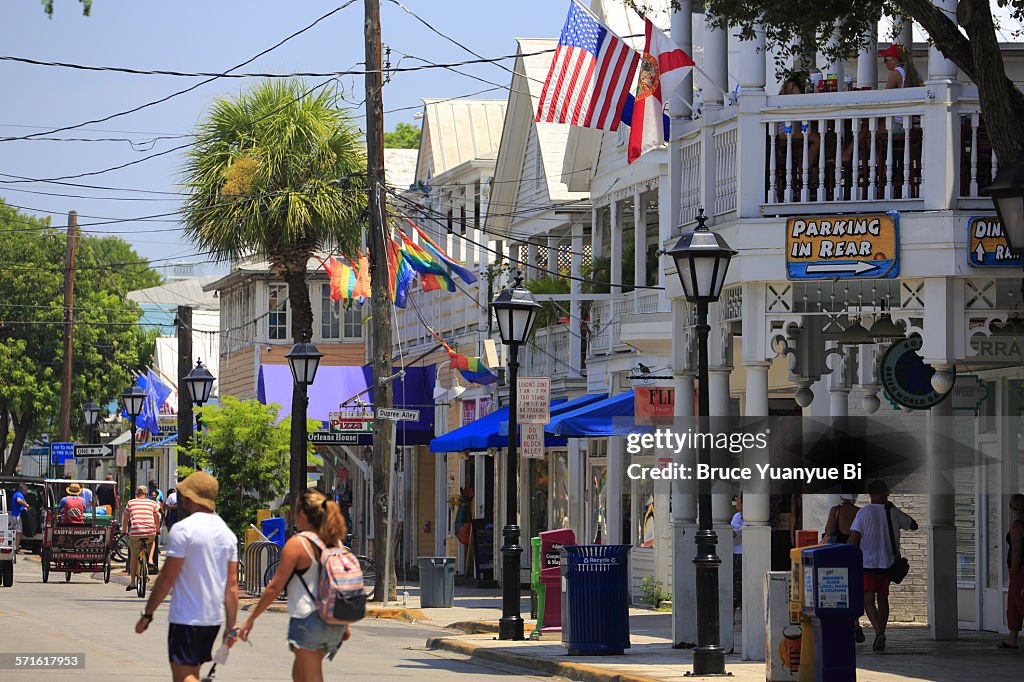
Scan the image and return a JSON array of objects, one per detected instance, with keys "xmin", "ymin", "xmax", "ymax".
[{"xmin": 181, "ymin": 79, "xmax": 366, "ymax": 496}]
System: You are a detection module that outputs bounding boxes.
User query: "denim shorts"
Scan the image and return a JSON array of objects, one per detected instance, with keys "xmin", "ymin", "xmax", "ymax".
[{"xmin": 287, "ymin": 612, "xmax": 347, "ymax": 659}]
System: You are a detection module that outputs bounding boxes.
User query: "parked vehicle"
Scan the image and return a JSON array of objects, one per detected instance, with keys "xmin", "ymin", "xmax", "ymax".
[
  {"xmin": 0, "ymin": 475, "xmax": 47, "ymax": 553},
  {"xmin": 0, "ymin": 488, "xmax": 15, "ymax": 586}
]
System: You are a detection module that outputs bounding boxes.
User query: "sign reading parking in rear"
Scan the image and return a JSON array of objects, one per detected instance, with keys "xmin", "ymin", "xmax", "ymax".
[{"xmin": 786, "ymin": 213, "xmax": 899, "ymax": 280}]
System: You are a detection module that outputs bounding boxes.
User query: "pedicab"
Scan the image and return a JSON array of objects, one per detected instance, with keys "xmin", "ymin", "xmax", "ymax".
[{"xmin": 41, "ymin": 479, "xmax": 120, "ymax": 584}]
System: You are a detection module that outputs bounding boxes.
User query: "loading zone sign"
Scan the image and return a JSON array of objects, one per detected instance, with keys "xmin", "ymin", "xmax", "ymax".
[
  {"xmin": 786, "ymin": 213, "xmax": 899, "ymax": 280},
  {"xmin": 968, "ymin": 216, "xmax": 1022, "ymax": 267}
]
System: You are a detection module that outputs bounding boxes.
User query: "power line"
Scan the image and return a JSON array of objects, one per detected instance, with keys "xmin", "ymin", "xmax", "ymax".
[{"xmin": 0, "ymin": 1, "xmax": 359, "ymax": 143}]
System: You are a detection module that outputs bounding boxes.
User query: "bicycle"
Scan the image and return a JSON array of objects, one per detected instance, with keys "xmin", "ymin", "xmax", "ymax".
[{"xmin": 133, "ymin": 536, "xmax": 155, "ymax": 598}]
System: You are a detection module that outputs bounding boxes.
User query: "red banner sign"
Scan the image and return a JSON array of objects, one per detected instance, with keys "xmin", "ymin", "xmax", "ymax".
[{"xmin": 634, "ymin": 386, "xmax": 675, "ymax": 425}]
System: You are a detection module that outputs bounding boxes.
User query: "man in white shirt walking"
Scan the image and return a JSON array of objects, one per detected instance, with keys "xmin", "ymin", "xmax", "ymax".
[
  {"xmin": 848, "ymin": 479, "xmax": 918, "ymax": 652},
  {"xmin": 135, "ymin": 472, "xmax": 238, "ymax": 682}
]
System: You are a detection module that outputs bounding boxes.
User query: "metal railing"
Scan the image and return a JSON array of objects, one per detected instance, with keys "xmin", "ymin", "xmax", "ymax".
[{"xmin": 242, "ymin": 540, "xmax": 281, "ymax": 597}]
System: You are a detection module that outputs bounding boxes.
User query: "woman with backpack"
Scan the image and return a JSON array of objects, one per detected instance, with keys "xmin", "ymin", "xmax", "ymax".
[{"xmin": 238, "ymin": 490, "xmax": 352, "ymax": 681}]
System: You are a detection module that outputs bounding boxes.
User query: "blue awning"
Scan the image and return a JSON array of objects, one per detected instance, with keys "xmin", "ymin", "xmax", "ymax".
[
  {"xmin": 546, "ymin": 391, "xmax": 642, "ymax": 437},
  {"xmin": 139, "ymin": 433, "xmax": 177, "ymax": 449},
  {"xmin": 257, "ymin": 364, "xmax": 435, "ymax": 445},
  {"xmin": 430, "ymin": 393, "xmax": 608, "ymax": 453}
]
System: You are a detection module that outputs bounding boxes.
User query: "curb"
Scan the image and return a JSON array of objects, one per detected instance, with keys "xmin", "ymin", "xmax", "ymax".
[
  {"xmin": 445, "ymin": 620, "xmax": 499, "ymax": 634},
  {"xmin": 426, "ymin": 636, "xmax": 662, "ymax": 682}
]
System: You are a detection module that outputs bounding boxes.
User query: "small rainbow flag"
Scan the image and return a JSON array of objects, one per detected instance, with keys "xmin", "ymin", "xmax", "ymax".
[
  {"xmin": 405, "ymin": 218, "xmax": 477, "ymax": 285},
  {"xmin": 449, "ymin": 351, "xmax": 497, "ymax": 385},
  {"xmin": 398, "ymin": 232, "xmax": 455, "ymax": 292}
]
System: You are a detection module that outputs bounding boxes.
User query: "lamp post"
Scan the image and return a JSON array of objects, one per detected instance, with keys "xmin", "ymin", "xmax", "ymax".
[
  {"xmin": 666, "ymin": 209, "xmax": 736, "ymax": 676},
  {"xmin": 987, "ymin": 154, "xmax": 1024, "ymax": 262},
  {"xmin": 120, "ymin": 385, "xmax": 146, "ymax": 493},
  {"xmin": 286, "ymin": 334, "xmax": 323, "ymax": 524},
  {"xmin": 82, "ymin": 400, "xmax": 101, "ymax": 479},
  {"xmin": 183, "ymin": 359, "xmax": 216, "ymax": 434},
  {"xmin": 82, "ymin": 401, "xmax": 100, "ymax": 444},
  {"xmin": 490, "ymin": 271, "xmax": 541, "ymax": 641}
]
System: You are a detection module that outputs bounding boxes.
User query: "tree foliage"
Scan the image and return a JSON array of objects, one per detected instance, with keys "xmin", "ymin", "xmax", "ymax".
[
  {"xmin": 176, "ymin": 397, "xmax": 319, "ymax": 537},
  {"xmin": 383, "ymin": 122, "xmax": 422, "ymax": 149},
  {"xmin": 698, "ymin": 0, "xmax": 1024, "ymax": 161},
  {"xmin": 41, "ymin": 0, "xmax": 92, "ymax": 17},
  {"xmin": 0, "ymin": 200, "xmax": 159, "ymax": 473}
]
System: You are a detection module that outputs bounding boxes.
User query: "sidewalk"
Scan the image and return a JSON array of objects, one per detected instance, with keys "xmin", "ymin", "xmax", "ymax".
[{"xmin": 384, "ymin": 583, "xmax": 1018, "ymax": 682}]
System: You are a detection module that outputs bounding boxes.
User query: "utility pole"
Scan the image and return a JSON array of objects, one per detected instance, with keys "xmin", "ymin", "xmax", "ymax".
[
  {"xmin": 58, "ymin": 210, "xmax": 78, "ymax": 446},
  {"xmin": 176, "ymin": 306, "xmax": 194, "ymax": 466},
  {"xmin": 365, "ymin": 0, "xmax": 395, "ymax": 602}
]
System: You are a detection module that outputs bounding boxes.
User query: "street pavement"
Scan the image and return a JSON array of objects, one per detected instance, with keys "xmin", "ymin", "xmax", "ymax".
[{"xmin": 0, "ymin": 556, "xmax": 561, "ymax": 680}]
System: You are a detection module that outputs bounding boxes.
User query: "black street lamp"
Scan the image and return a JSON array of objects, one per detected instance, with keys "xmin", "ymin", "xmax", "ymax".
[
  {"xmin": 120, "ymin": 385, "xmax": 146, "ymax": 493},
  {"xmin": 490, "ymin": 271, "xmax": 541, "ymax": 641},
  {"xmin": 666, "ymin": 208, "xmax": 736, "ymax": 676},
  {"xmin": 82, "ymin": 400, "xmax": 100, "ymax": 444},
  {"xmin": 286, "ymin": 335, "xmax": 323, "ymax": 521},
  {"xmin": 987, "ymin": 154, "xmax": 1024, "ymax": 260},
  {"xmin": 183, "ymin": 359, "xmax": 216, "ymax": 434}
]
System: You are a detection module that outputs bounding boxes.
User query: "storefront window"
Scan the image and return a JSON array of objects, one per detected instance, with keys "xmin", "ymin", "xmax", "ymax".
[
  {"xmin": 551, "ymin": 451, "xmax": 569, "ymax": 529},
  {"xmin": 589, "ymin": 463, "xmax": 607, "ymax": 544},
  {"xmin": 954, "ymin": 413, "xmax": 976, "ymax": 583},
  {"xmin": 529, "ymin": 457, "xmax": 549, "ymax": 538},
  {"xmin": 637, "ymin": 478, "xmax": 655, "ymax": 548}
]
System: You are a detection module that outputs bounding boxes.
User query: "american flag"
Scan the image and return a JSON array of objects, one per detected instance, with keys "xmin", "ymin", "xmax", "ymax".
[{"xmin": 535, "ymin": 0, "xmax": 638, "ymax": 131}]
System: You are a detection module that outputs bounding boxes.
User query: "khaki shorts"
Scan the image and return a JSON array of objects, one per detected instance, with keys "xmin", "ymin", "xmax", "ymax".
[
  {"xmin": 128, "ymin": 535, "xmax": 155, "ymax": 572},
  {"xmin": 8, "ymin": 515, "xmax": 21, "ymax": 533}
]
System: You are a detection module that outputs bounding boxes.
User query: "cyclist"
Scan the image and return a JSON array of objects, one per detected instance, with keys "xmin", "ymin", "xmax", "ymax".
[{"xmin": 121, "ymin": 485, "xmax": 161, "ymax": 593}]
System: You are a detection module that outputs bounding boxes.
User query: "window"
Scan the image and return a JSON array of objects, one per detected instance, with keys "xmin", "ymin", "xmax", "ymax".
[
  {"xmin": 343, "ymin": 306, "xmax": 363, "ymax": 339},
  {"xmin": 268, "ymin": 283, "xmax": 288, "ymax": 340},
  {"xmin": 321, "ymin": 283, "xmax": 341, "ymax": 339}
]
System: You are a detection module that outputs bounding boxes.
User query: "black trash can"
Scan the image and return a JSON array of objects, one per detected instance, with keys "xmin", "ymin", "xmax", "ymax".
[
  {"xmin": 418, "ymin": 557, "xmax": 455, "ymax": 608},
  {"xmin": 560, "ymin": 544, "xmax": 631, "ymax": 655}
]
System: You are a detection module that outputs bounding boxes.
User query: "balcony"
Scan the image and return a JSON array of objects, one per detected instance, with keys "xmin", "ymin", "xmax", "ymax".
[
  {"xmin": 522, "ymin": 323, "xmax": 579, "ymax": 382},
  {"xmin": 675, "ymin": 85, "xmax": 1002, "ymax": 229},
  {"xmin": 588, "ymin": 291, "xmax": 672, "ymax": 358}
]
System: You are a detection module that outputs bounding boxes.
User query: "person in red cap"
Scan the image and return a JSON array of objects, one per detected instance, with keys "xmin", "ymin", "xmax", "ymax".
[{"xmin": 878, "ymin": 44, "xmax": 919, "ymax": 89}]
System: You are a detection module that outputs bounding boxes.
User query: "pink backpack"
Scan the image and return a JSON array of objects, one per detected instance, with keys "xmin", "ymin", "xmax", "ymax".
[{"xmin": 296, "ymin": 532, "xmax": 366, "ymax": 625}]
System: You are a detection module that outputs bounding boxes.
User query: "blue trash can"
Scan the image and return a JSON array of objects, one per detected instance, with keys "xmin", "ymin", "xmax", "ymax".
[
  {"xmin": 560, "ymin": 544, "xmax": 632, "ymax": 655},
  {"xmin": 261, "ymin": 517, "xmax": 286, "ymax": 548}
]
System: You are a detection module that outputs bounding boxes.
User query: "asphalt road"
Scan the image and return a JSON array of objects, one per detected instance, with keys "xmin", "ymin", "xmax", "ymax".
[{"xmin": 0, "ymin": 556, "xmax": 559, "ymax": 680}]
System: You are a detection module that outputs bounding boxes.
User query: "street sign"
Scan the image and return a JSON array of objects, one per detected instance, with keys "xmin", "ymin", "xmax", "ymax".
[
  {"xmin": 63, "ymin": 458, "xmax": 78, "ymax": 477},
  {"xmin": 967, "ymin": 216, "xmax": 1022, "ymax": 267},
  {"xmin": 74, "ymin": 444, "xmax": 114, "ymax": 458},
  {"xmin": 50, "ymin": 441, "xmax": 75, "ymax": 465},
  {"xmin": 786, "ymin": 213, "xmax": 899, "ymax": 280},
  {"xmin": 376, "ymin": 408, "xmax": 420, "ymax": 421},
  {"xmin": 115, "ymin": 450, "xmax": 128, "ymax": 467},
  {"xmin": 329, "ymin": 411, "xmax": 373, "ymax": 434},
  {"xmin": 517, "ymin": 377, "xmax": 551, "ymax": 423},
  {"xmin": 308, "ymin": 431, "xmax": 359, "ymax": 445},
  {"xmin": 521, "ymin": 423, "xmax": 544, "ymax": 459}
]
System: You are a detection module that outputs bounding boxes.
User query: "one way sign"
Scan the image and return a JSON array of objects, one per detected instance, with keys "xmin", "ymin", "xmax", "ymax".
[{"xmin": 74, "ymin": 444, "xmax": 114, "ymax": 458}]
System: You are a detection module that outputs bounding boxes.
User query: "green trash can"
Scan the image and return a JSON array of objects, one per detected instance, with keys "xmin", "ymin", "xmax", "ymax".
[{"xmin": 418, "ymin": 557, "xmax": 455, "ymax": 608}]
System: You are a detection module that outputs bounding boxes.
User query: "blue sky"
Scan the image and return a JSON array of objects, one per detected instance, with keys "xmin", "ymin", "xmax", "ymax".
[{"xmin": 0, "ymin": 0, "xmax": 568, "ymax": 263}]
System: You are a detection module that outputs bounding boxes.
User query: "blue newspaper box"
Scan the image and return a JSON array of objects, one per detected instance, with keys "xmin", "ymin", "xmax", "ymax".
[
  {"xmin": 261, "ymin": 517, "xmax": 287, "ymax": 548},
  {"xmin": 801, "ymin": 544, "xmax": 864, "ymax": 682}
]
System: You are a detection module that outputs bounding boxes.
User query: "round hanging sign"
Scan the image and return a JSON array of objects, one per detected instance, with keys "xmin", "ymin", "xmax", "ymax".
[{"xmin": 881, "ymin": 335, "xmax": 954, "ymax": 409}]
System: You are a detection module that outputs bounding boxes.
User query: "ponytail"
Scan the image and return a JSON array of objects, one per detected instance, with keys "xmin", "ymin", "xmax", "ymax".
[{"xmin": 297, "ymin": 490, "xmax": 347, "ymax": 547}]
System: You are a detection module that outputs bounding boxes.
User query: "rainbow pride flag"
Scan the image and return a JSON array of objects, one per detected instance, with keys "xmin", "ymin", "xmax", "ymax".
[
  {"xmin": 405, "ymin": 218, "xmax": 478, "ymax": 285},
  {"xmin": 449, "ymin": 351, "xmax": 497, "ymax": 385},
  {"xmin": 324, "ymin": 256, "xmax": 356, "ymax": 302},
  {"xmin": 398, "ymin": 232, "xmax": 455, "ymax": 292}
]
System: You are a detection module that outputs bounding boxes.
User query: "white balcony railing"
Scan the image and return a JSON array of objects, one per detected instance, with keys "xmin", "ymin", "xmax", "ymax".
[
  {"xmin": 713, "ymin": 121, "xmax": 738, "ymax": 216},
  {"xmin": 524, "ymin": 324, "xmax": 574, "ymax": 380}
]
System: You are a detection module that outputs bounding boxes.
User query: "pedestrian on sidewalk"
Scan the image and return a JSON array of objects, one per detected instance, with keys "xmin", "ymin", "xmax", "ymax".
[
  {"xmin": 10, "ymin": 483, "xmax": 30, "ymax": 551},
  {"xmin": 731, "ymin": 495, "xmax": 742, "ymax": 613},
  {"xmin": 848, "ymin": 480, "xmax": 918, "ymax": 652},
  {"xmin": 122, "ymin": 486, "xmax": 161, "ymax": 591},
  {"xmin": 165, "ymin": 488, "xmax": 179, "ymax": 531},
  {"xmin": 999, "ymin": 493, "xmax": 1024, "ymax": 649},
  {"xmin": 135, "ymin": 471, "xmax": 238, "ymax": 682},
  {"xmin": 237, "ymin": 489, "xmax": 351, "ymax": 682},
  {"xmin": 825, "ymin": 493, "xmax": 865, "ymax": 643}
]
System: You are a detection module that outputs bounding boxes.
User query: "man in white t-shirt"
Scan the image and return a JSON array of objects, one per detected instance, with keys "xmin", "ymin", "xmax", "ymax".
[
  {"xmin": 848, "ymin": 479, "xmax": 917, "ymax": 653},
  {"xmin": 135, "ymin": 472, "xmax": 238, "ymax": 681}
]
